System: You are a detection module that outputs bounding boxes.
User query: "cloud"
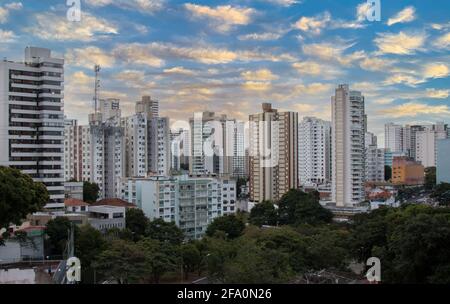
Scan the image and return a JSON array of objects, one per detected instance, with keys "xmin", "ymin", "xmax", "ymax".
[
  {"xmin": 382, "ymin": 63, "xmax": 449, "ymax": 87},
  {"xmin": 242, "ymin": 81, "xmax": 272, "ymax": 91},
  {"xmin": 184, "ymin": 3, "xmax": 254, "ymax": 33},
  {"xmin": 379, "ymin": 102, "xmax": 450, "ymax": 118},
  {"xmin": 263, "ymin": 0, "xmax": 300, "ymax": 6},
  {"xmin": 426, "ymin": 88, "xmax": 449, "ymax": 99},
  {"xmin": 238, "ymin": 32, "xmax": 282, "ymax": 41},
  {"xmin": 294, "ymin": 12, "xmax": 331, "ymax": 35},
  {"xmin": 113, "ymin": 43, "xmax": 165, "ymax": 67},
  {"xmin": 302, "ymin": 42, "xmax": 364, "ymax": 66},
  {"xmin": 383, "ymin": 74, "xmax": 423, "ymax": 87},
  {"xmin": 66, "ymin": 47, "xmax": 115, "ymax": 68},
  {"xmin": 291, "ymin": 83, "xmax": 332, "ymax": 96},
  {"xmin": 292, "ymin": 61, "xmax": 342, "ymax": 78},
  {"xmin": 423, "ymin": 63, "xmax": 450, "ymax": 79},
  {"xmin": 86, "ymin": 0, "xmax": 164, "ymax": 13},
  {"xmin": 433, "ymin": 32, "xmax": 450, "ymax": 49},
  {"xmin": 356, "ymin": 1, "xmax": 371, "ymax": 22},
  {"xmin": 374, "ymin": 31, "xmax": 426, "ymax": 55},
  {"xmin": 241, "ymin": 69, "xmax": 277, "ymax": 91},
  {"xmin": 0, "ymin": 2, "xmax": 22, "ymax": 23},
  {"xmin": 387, "ymin": 6, "xmax": 416, "ymax": 26},
  {"xmin": 0, "ymin": 29, "xmax": 16, "ymax": 42},
  {"xmin": 27, "ymin": 12, "xmax": 118, "ymax": 42},
  {"xmin": 114, "ymin": 70, "xmax": 155, "ymax": 89},
  {"xmin": 359, "ymin": 56, "xmax": 396, "ymax": 71},
  {"xmin": 241, "ymin": 69, "xmax": 278, "ymax": 81},
  {"xmin": 163, "ymin": 66, "xmax": 196, "ymax": 75}
]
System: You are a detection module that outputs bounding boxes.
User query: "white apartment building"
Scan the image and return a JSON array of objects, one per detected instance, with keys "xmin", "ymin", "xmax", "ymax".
[
  {"xmin": 123, "ymin": 113, "xmax": 148, "ymax": 177},
  {"xmin": 189, "ymin": 112, "xmax": 244, "ymax": 178},
  {"xmin": 170, "ymin": 128, "xmax": 191, "ymax": 171},
  {"xmin": 415, "ymin": 129, "xmax": 437, "ymax": 168},
  {"xmin": 249, "ymin": 103, "xmax": 298, "ymax": 203},
  {"xmin": 136, "ymin": 95, "xmax": 159, "ymax": 119},
  {"xmin": 89, "ymin": 114, "xmax": 125, "ymax": 199},
  {"xmin": 331, "ymin": 84, "xmax": 365, "ymax": 207},
  {"xmin": 0, "ymin": 47, "xmax": 65, "ymax": 209},
  {"xmin": 365, "ymin": 132, "xmax": 385, "ymax": 183},
  {"xmin": 384, "ymin": 123, "xmax": 411, "ymax": 155},
  {"xmin": 298, "ymin": 117, "xmax": 331, "ymax": 187},
  {"xmin": 148, "ymin": 117, "xmax": 171, "ymax": 176},
  {"xmin": 119, "ymin": 175, "xmax": 235, "ymax": 239}
]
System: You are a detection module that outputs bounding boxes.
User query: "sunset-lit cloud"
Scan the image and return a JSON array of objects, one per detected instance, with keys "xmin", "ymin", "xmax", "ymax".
[
  {"xmin": 0, "ymin": 0, "xmax": 447, "ymax": 131},
  {"xmin": 184, "ymin": 3, "xmax": 254, "ymax": 32},
  {"xmin": 374, "ymin": 31, "xmax": 426, "ymax": 55},
  {"xmin": 379, "ymin": 102, "xmax": 450, "ymax": 118},
  {"xmin": 387, "ymin": 6, "xmax": 416, "ymax": 26}
]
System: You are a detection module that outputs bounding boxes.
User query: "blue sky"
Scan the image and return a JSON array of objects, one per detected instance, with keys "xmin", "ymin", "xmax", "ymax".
[{"xmin": 1, "ymin": 0, "xmax": 449, "ymax": 145}]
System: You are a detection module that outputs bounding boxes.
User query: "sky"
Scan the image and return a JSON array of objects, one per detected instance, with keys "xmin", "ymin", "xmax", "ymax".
[{"xmin": 1, "ymin": 0, "xmax": 449, "ymax": 146}]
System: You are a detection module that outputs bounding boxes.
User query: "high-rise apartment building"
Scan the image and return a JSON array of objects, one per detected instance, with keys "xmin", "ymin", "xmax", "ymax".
[
  {"xmin": 249, "ymin": 103, "xmax": 298, "ymax": 202},
  {"xmin": 0, "ymin": 47, "xmax": 65, "ymax": 209},
  {"xmin": 136, "ymin": 95, "xmax": 159, "ymax": 119},
  {"xmin": 123, "ymin": 113, "xmax": 148, "ymax": 177},
  {"xmin": 189, "ymin": 111, "xmax": 243, "ymax": 177},
  {"xmin": 365, "ymin": 132, "xmax": 385, "ymax": 183},
  {"xmin": 298, "ymin": 117, "xmax": 331, "ymax": 187},
  {"xmin": 171, "ymin": 128, "xmax": 191, "ymax": 171},
  {"xmin": 331, "ymin": 84, "xmax": 365, "ymax": 207},
  {"xmin": 415, "ymin": 129, "xmax": 437, "ymax": 168},
  {"xmin": 148, "ymin": 117, "xmax": 171, "ymax": 176}
]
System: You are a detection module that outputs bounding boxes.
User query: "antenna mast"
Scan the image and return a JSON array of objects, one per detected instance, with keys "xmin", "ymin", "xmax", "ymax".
[{"xmin": 93, "ymin": 65, "xmax": 101, "ymax": 113}]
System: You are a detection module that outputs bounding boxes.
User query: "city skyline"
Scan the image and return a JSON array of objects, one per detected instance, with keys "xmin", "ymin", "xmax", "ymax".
[{"xmin": 1, "ymin": 0, "xmax": 449, "ymax": 146}]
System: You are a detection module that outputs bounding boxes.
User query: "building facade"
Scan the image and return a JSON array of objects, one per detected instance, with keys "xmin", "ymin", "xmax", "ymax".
[
  {"xmin": 0, "ymin": 47, "xmax": 65, "ymax": 209},
  {"xmin": 392, "ymin": 156, "xmax": 424, "ymax": 186},
  {"xmin": 437, "ymin": 139, "xmax": 450, "ymax": 184},
  {"xmin": 331, "ymin": 84, "xmax": 365, "ymax": 207},
  {"xmin": 249, "ymin": 103, "xmax": 298, "ymax": 203},
  {"xmin": 298, "ymin": 117, "xmax": 331, "ymax": 187}
]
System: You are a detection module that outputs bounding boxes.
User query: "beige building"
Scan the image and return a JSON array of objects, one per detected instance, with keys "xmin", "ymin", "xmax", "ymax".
[
  {"xmin": 331, "ymin": 85, "xmax": 366, "ymax": 207},
  {"xmin": 249, "ymin": 103, "xmax": 298, "ymax": 203},
  {"xmin": 392, "ymin": 156, "xmax": 424, "ymax": 186}
]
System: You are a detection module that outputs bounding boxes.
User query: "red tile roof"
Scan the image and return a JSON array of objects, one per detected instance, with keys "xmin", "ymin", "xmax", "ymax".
[
  {"xmin": 91, "ymin": 198, "xmax": 136, "ymax": 208},
  {"xmin": 64, "ymin": 198, "xmax": 89, "ymax": 207}
]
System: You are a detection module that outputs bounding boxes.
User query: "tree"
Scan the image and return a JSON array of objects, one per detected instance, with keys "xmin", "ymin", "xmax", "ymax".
[
  {"xmin": 431, "ymin": 183, "xmax": 450, "ymax": 205},
  {"xmin": 384, "ymin": 165, "xmax": 392, "ymax": 181},
  {"xmin": 125, "ymin": 208, "xmax": 149, "ymax": 241},
  {"xmin": 138, "ymin": 238, "xmax": 179, "ymax": 283},
  {"xmin": 180, "ymin": 243, "xmax": 202, "ymax": 279},
  {"xmin": 206, "ymin": 215, "xmax": 245, "ymax": 239},
  {"xmin": 45, "ymin": 217, "xmax": 77, "ymax": 256},
  {"xmin": 222, "ymin": 239, "xmax": 293, "ymax": 284},
  {"xmin": 75, "ymin": 225, "xmax": 107, "ymax": 283},
  {"xmin": 146, "ymin": 219, "xmax": 184, "ymax": 245},
  {"xmin": 278, "ymin": 189, "xmax": 333, "ymax": 226},
  {"xmin": 83, "ymin": 181, "xmax": 99, "ymax": 203},
  {"xmin": 249, "ymin": 201, "xmax": 278, "ymax": 227},
  {"xmin": 93, "ymin": 239, "xmax": 145, "ymax": 284},
  {"xmin": 424, "ymin": 167, "xmax": 436, "ymax": 191},
  {"xmin": 0, "ymin": 167, "xmax": 48, "ymax": 232}
]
